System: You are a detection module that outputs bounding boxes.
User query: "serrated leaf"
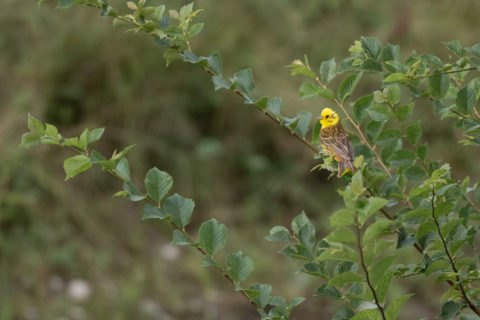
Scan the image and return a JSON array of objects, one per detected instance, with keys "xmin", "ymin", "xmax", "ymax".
[
  {"xmin": 370, "ymin": 255, "xmax": 396, "ymax": 286},
  {"xmin": 319, "ymin": 58, "xmax": 337, "ymax": 84},
  {"xmin": 115, "ymin": 158, "xmax": 130, "ymax": 181},
  {"xmin": 361, "ymin": 37, "xmax": 382, "ymax": 59},
  {"xmin": 456, "ymin": 85, "xmax": 477, "ymax": 114},
  {"xmin": 142, "ymin": 203, "xmax": 166, "ymax": 220},
  {"xmin": 144, "ymin": 168, "xmax": 173, "ymax": 204},
  {"xmin": 154, "ymin": 36, "xmax": 173, "ymax": 48},
  {"xmin": 202, "ymin": 255, "xmax": 221, "ymax": 269},
  {"xmin": 163, "ymin": 193, "xmax": 194, "ymax": 228},
  {"xmin": 163, "ymin": 49, "xmax": 182, "ymax": 66},
  {"xmin": 63, "ymin": 155, "xmax": 91, "ymax": 181},
  {"xmin": 123, "ymin": 181, "xmax": 144, "ymax": 201},
  {"xmin": 443, "ymin": 40, "xmax": 464, "ymax": 57},
  {"xmin": 351, "ymin": 171, "xmax": 365, "ymax": 195},
  {"xmin": 314, "ymin": 284, "xmax": 342, "ymax": 298},
  {"xmin": 406, "ymin": 121, "xmax": 422, "ymax": 145},
  {"xmin": 208, "ymin": 52, "xmax": 222, "ymax": 74},
  {"xmin": 266, "ymin": 96, "xmax": 283, "ymax": 117},
  {"xmin": 332, "ymin": 308, "xmax": 356, "ymax": 320},
  {"xmin": 330, "ymin": 209, "xmax": 354, "ymax": 227},
  {"xmin": 171, "ymin": 229, "xmax": 193, "ymax": 246},
  {"xmin": 358, "ymin": 197, "xmax": 389, "ymax": 225},
  {"xmin": 351, "ymin": 308, "xmax": 382, "ymax": 320},
  {"xmin": 385, "ymin": 294, "xmax": 413, "ymax": 320},
  {"xmin": 298, "ymin": 221, "xmax": 316, "ymax": 250},
  {"xmin": 212, "ymin": 75, "xmax": 230, "ymax": 91},
  {"xmin": 366, "ymin": 120, "xmax": 385, "ymax": 142},
  {"xmin": 327, "ymin": 227, "xmax": 356, "ymax": 244},
  {"xmin": 20, "ymin": 132, "xmax": 41, "ymax": 148},
  {"xmin": 363, "ymin": 219, "xmax": 394, "ymax": 244},
  {"xmin": 188, "ymin": 22, "xmax": 204, "ymax": 38},
  {"xmin": 416, "ymin": 221, "xmax": 436, "ymax": 239},
  {"xmin": 88, "ymin": 128, "xmax": 105, "ymax": 145},
  {"xmin": 375, "ymin": 129, "xmax": 402, "ymax": 145},
  {"xmin": 425, "ymin": 259, "xmax": 450, "ymax": 276},
  {"xmin": 367, "ymin": 104, "xmax": 394, "ymax": 121},
  {"xmin": 56, "ymin": 0, "xmax": 83, "ymax": 9},
  {"xmin": 394, "ymin": 103, "xmax": 414, "ymax": 122},
  {"xmin": 198, "ymin": 218, "xmax": 227, "ymax": 255},
  {"xmin": 353, "ymin": 94, "xmax": 374, "ymax": 122},
  {"xmin": 429, "ymin": 71, "xmax": 450, "ymax": 99},
  {"xmin": 317, "ymin": 244, "xmax": 358, "ymax": 262},
  {"xmin": 293, "ymin": 111, "xmax": 312, "ymax": 137},
  {"xmin": 327, "ymin": 272, "xmax": 363, "ymax": 288},
  {"xmin": 265, "ymin": 226, "xmax": 291, "ymax": 243},
  {"xmin": 27, "ymin": 113, "xmax": 45, "ymax": 135},
  {"xmin": 226, "ymin": 251, "xmax": 255, "ymax": 284},
  {"xmin": 248, "ymin": 283, "xmax": 272, "ymax": 309},
  {"xmin": 45, "ymin": 124, "xmax": 59, "ymax": 139},
  {"xmin": 375, "ymin": 271, "xmax": 394, "ymax": 303},
  {"xmin": 386, "ymin": 84, "xmax": 401, "ymax": 105},
  {"xmin": 440, "ymin": 301, "xmax": 462, "ymax": 320},
  {"xmin": 291, "ymin": 211, "xmax": 310, "ymax": 234},
  {"xmin": 232, "ymin": 68, "xmax": 255, "ymax": 97},
  {"xmin": 389, "ymin": 149, "xmax": 416, "ymax": 167},
  {"xmin": 338, "ymin": 72, "xmax": 363, "ymax": 102},
  {"xmin": 384, "ymin": 73, "xmax": 406, "ymax": 83},
  {"xmin": 299, "ymin": 82, "xmax": 334, "ymax": 101}
]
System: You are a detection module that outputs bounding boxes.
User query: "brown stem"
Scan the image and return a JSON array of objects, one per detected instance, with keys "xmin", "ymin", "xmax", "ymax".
[
  {"xmin": 430, "ymin": 189, "xmax": 480, "ymax": 316},
  {"xmin": 354, "ymin": 213, "xmax": 386, "ymax": 320}
]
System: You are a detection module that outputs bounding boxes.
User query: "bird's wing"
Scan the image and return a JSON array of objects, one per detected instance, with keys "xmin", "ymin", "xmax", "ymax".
[{"xmin": 320, "ymin": 131, "xmax": 354, "ymax": 161}]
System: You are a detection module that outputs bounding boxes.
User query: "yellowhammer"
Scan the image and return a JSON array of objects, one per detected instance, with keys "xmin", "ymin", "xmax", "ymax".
[{"xmin": 318, "ymin": 107, "xmax": 355, "ymax": 177}]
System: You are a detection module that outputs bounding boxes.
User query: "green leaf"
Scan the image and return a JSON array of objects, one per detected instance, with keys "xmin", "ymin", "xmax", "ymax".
[
  {"xmin": 440, "ymin": 301, "xmax": 462, "ymax": 320},
  {"xmin": 188, "ymin": 22, "xmax": 204, "ymax": 38},
  {"xmin": 429, "ymin": 71, "xmax": 450, "ymax": 99},
  {"xmin": 20, "ymin": 132, "xmax": 41, "ymax": 148},
  {"xmin": 358, "ymin": 197, "xmax": 389, "ymax": 225},
  {"xmin": 327, "ymin": 272, "xmax": 363, "ymax": 288},
  {"xmin": 27, "ymin": 113, "xmax": 45, "ymax": 135},
  {"xmin": 298, "ymin": 222, "xmax": 316, "ymax": 250},
  {"xmin": 385, "ymin": 294, "xmax": 413, "ymax": 320},
  {"xmin": 286, "ymin": 58, "xmax": 316, "ymax": 78},
  {"xmin": 154, "ymin": 36, "xmax": 173, "ymax": 48},
  {"xmin": 179, "ymin": 2, "xmax": 193, "ymax": 19},
  {"xmin": 381, "ymin": 139, "xmax": 402, "ymax": 164},
  {"xmin": 202, "ymin": 256, "xmax": 221, "ymax": 269},
  {"xmin": 208, "ymin": 52, "xmax": 222, "ymax": 74},
  {"xmin": 319, "ymin": 58, "xmax": 337, "ymax": 84},
  {"xmin": 144, "ymin": 168, "xmax": 173, "ymax": 204},
  {"xmin": 142, "ymin": 203, "xmax": 166, "ymax": 220},
  {"xmin": 351, "ymin": 308, "xmax": 382, "ymax": 320},
  {"xmin": 88, "ymin": 128, "xmax": 105, "ymax": 145},
  {"xmin": 266, "ymin": 97, "xmax": 283, "ymax": 116},
  {"xmin": 353, "ymin": 94, "xmax": 374, "ymax": 122},
  {"xmin": 265, "ymin": 226, "xmax": 291, "ymax": 243},
  {"xmin": 293, "ymin": 111, "xmax": 312, "ymax": 137},
  {"xmin": 163, "ymin": 193, "xmax": 194, "ymax": 228},
  {"xmin": 330, "ymin": 209, "xmax": 354, "ymax": 227},
  {"xmin": 375, "ymin": 129, "xmax": 402, "ymax": 145},
  {"xmin": 425, "ymin": 259, "xmax": 450, "ymax": 276},
  {"xmin": 226, "ymin": 251, "xmax": 255, "ymax": 284},
  {"xmin": 375, "ymin": 271, "xmax": 393, "ymax": 303},
  {"xmin": 123, "ymin": 181, "xmax": 144, "ymax": 201},
  {"xmin": 386, "ymin": 84, "xmax": 401, "ymax": 105},
  {"xmin": 363, "ymin": 219, "xmax": 394, "ymax": 244},
  {"xmin": 311, "ymin": 121, "xmax": 322, "ymax": 144},
  {"xmin": 299, "ymin": 82, "xmax": 334, "ymax": 101},
  {"xmin": 332, "ymin": 308, "xmax": 356, "ymax": 320},
  {"xmin": 383, "ymin": 72, "xmax": 406, "ymax": 83},
  {"xmin": 327, "ymin": 227, "xmax": 356, "ymax": 244},
  {"xmin": 406, "ymin": 121, "xmax": 422, "ymax": 145},
  {"xmin": 394, "ymin": 103, "xmax": 414, "ymax": 122},
  {"xmin": 232, "ymin": 68, "xmax": 255, "ymax": 97},
  {"xmin": 115, "ymin": 158, "xmax": 130, "ymax": 181},
  {"xmin": 370, "ymin": 255, "xmax": 396, "ymax": 286},
  {"xmin": 45, "ymin": 124, "xmax": 59, "ymax": 139},
  {"xmin": 417, "ymin": 144, "xmax": 427, "ymax": 161},
  {"xmin": 289, "ymin": 297, "xmax": 305, "ymax": 308},
  {"xmin": 248, "ymin": 283, "xmax": 273, "ymax": 309},
  {"xmin": 163, "ymin": 49, "xmax": 183, "ymax": 66},
  {"xmin": 443, "ymin": 40, "xmax": 464, "ymax": 57},
  {"xmin": 361, "ymin": 37, "xmax": 382, "ymax": 59},
  {"xmin": 212, "ymin": 76, "xmax": 230, "ymax": 91},
  {"xmin": 416, "ymin": 221, "xmax": 436, "ymax": 239},
  {"xmin": 317, "ymin": 244, "xmax": 358, "ymax": 262},
  {"xmin": 198, "ymin": 218, "xmax": 227, "ymax": 255},
  {"xmin": 56, "ymin": 0, "xmax": 83, "ymax": 9},
  {"xmin": 171, "ymin": 229, "xmax": 193, "ymax": 246},
  {"xmin": 456, "ymin": 85, "xmax": 477, "ymax": 114},
  {"xmin": 351, "ymin": 171, "xmax": 365, "ymax": 195},
  {"xmin": 366, "ymin": 120, "xmax": 385, "ymax": 142},
  {"xmin": 314, "ymin": 284, "xmax": 342, "ymax": 299},
  {"xmin": 63, "ymin": 155, "xmax": 91, "ymax": 181},
  {"xmin": 291, "ymin": 211, "xmax": 310, "ymax": 234},
  {"xmin": 367, "ymin": 104, "xmax": 394, "ymax": 121},
  {"xmin": 389, "ymin": 149, "xmax": 416, "ymax": 167},
  {"xmin": 337, "ymin": 72, "xmax": 363, "ymax": 102}
]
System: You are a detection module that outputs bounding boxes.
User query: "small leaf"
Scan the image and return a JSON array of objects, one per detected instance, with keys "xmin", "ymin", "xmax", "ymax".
[
  {"xmin": 351, "ymin": 308, "xmax": 382, "ymax": 320},
  {"xmin": 27, "ymin": 113, "xmax": 45, "ymax": 135},
  {"xmin": 440, "ymin": 301, "xmax": 462, "ymax": 320},
  {"xmin": 385, "ymin": 84, "xmax": 401, "ymax": 105},
  {"xmin": 208, "ymin": 52, "xmax": 222, "ymax": 74},
  {"xmin": 443, "ymin": 40, "xmax": 464, "ymax": 57},
  {"xmin": 142, "ymin": 203, "xmax": 166, "ymax": 220},
  {"xmin": 394, "ymin": 103, "xmax": 414, "ymax": 122},
  {"xmin": 266, "ymin": 97, "xmax": 283, "ymax": 116},
  {"xmin": 171, "ymin": 229, "xmax": 193, "ymax": 246},
  {"xmin": 144, "ymin": 168, "xmax": 173, "ymax": 204},
  {"xmin": 293, "ymin": 111, "xmax": 312, "ymax": 137},
  {"xmin": 330, "ymin": 209, "xmax": 354, "ymax": 227},
  {"xmin": 63, "ymin": 155, "xmax": 91, "ymax": 181},
  {"xmin": 383, "ymin": 73, "xmax": 406, "ymax": 83},
  {"xmin": 163, "ymin": 49, "xmax": 182, "ymax": 66},
  {"xmin": 353, "ymin": 94, "xmax": 374, "ymax": 122},
  {"xmin": 88, "ymin": 128, "xmax": 105, "ymax": 145},
  {"xmin": 198, "ymin": 218, "xmax": 227, "ymax": 255},
  {"xmin": 375, "ymin": 129, "xmax": 402, "ymax": 145},
  {"xmin": 429, "ymin": 71, "xmax": 450, "ymax": 99},
  {"xmin": 361, "ymin": 37, "xmax": 382, "ymax": 59},
  {"xmin": 115, "ymin": 158, "xmax": 130, "ymax": 181},
  {"xmin": 299, "ymin": 82, "xmax": 334, "ymax": 101},
  {"xmin": 202, "ymin": 256, "xmax": 221, "ymax": 269},
  {"xmin": 226, "ymin": 251, "xmax": 255, "ymax": 284},
  {"xmin": 385, "ymin": 294, "xmax": 413, "ymax": 320},
  {"xmin": 370, "ymin": 255, "xmax": 396, "ymax": 286},
  {"xmin": 56, "ymin": 0, "xmax": 82, "ymax": 9},
  {"xmin": 163, "ymin": 193, "xmax": 195, "ymax": 228},
  {"xmin": 375, "ymin": 271, "xmax": 394, "ymax": 303},
  {"xmin": 188, "ymin": 22, "xmax": 204, "ymax": 38},
  {"xmin": 389, "ymin": 149, "xmax": 416, "ymax": 167},
  {"xmin": 212, "ymin": 76, "xmax": 230, "ymax": 91},
  {"xmin": 319, "ymin": 58, "xmax": 337, "ymax": 84},
  {"xmin": 232, "ymin": 68, "xmax": 255, "ymax": 97},
  {"xmin": 265, "ymin": 226, "xmax": 291, "ymax": 243},
  {"xmin": 363, "ymin": 219, "xmax": 394, "ymax": 244},
  {"xmin": 406, "ymin": 121, "xmax": 422, "ymax": 145},
  {"xmin": 314, "ymin": 285, "xmax": 342, "ymax": 299},
  {"xmin": 45, "ymin": 124, "xmax": 59, "ymax": 139},
  {"xmin": 456, "ymin": 85, "xmax": 477, "ymax": 114},
  {"xmin": 367, "ymin": 104, "xmax": 394, "ymax": 121},
  {"xmin": 332, "ymin": 308, "xmax": 356, "ymax": 320},
  {"xmin": 298, "ymin": 221, "xmax": 316, "ymax": 250},
  {"xmin": 20, "ymin": 132, "xmax": 41, "ymax": 148},
  {"xmin": 327, "ymin": 272, "xmax": 363, "ymax": 288},
  {"xmin": 337, "ymin": 72, "xmax": 363, "ymax": 102},
  {"xmin": 358, "ymin": 197, "xmax": 389, "ymax": 225}
]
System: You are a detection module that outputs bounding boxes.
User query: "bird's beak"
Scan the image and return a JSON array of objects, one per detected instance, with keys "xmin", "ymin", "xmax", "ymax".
[{"xmin": 317, "ymin": 115, "xmax": 323, "ymax": 120}]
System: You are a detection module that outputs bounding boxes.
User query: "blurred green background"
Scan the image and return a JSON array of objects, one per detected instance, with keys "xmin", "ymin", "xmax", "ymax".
[{"xmin": 2, "ymin": 0, "xmax": 480, "ymax": 319}]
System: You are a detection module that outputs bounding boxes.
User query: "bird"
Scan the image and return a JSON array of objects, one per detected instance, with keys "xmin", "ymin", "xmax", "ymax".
[{"xmin": 318, "ymin": 108, "xmax": 356, "ymax": 177}]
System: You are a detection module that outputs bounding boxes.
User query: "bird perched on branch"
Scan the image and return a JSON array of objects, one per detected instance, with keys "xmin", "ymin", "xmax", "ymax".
[{"xmin": 318, "ymin": 108, "xmax": 355, "ymax": 177}]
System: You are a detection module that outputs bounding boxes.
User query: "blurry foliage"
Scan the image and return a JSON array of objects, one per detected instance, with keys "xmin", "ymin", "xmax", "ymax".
[{"xmin": 2, "ymin": 0, "xmax": 480, "ymax": 319}]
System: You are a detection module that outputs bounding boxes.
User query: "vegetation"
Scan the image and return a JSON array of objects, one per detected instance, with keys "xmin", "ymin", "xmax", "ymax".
[{"xmin": 6, "ymin": 0, "xmax": 480, "ymax": 319}]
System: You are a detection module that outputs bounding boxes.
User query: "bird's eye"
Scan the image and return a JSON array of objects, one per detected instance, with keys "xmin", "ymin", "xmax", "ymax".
[{"xmin": 325, "ymin": 115, "xmax": 329, "ymax": 118}]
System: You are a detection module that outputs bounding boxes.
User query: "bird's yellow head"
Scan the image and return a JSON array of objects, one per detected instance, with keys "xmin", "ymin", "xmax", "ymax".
[{"xmin": 318, "ymin": 108, "xmax": 339, "ymax": 128}]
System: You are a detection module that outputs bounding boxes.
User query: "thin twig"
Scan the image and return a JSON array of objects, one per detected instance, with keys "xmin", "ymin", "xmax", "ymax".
[{"xmin": 405, "ymin": 67, "xmax": 477, "ymax": 81}]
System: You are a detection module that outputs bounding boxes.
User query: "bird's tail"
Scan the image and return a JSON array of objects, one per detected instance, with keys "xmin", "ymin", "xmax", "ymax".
[{"xmin": 337, "ymin": 159, "xmax": 356, "ymax": 177}]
